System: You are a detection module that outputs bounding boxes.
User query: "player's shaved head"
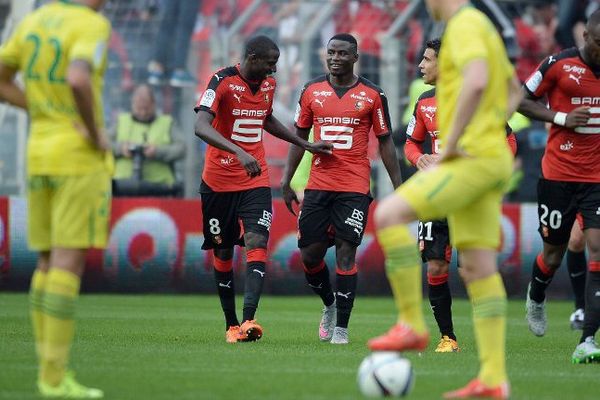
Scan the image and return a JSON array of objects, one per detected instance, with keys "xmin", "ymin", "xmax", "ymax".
[
  {"xmin": 426, "ymin": 38, "xmax": 442, "ymax": 56},
  {"xmin": 243, "ymin": 35, "xmax": 279, "ymax": 59},
  {"xmin": 583, "ymin": 9, "xmax": 600, "ymax": 66},
  {"xmin": 329, "ymin": 33, "xmax": 358, "ymax": 54},
  {"xmin": 588, "ymin": 8, "xmax": 600, "ymax": 28}
]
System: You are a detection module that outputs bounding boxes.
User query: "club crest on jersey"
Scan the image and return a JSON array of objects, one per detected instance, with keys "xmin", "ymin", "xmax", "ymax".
[
  {"xmin": 355, "ymin": 100, "xmax": 364, "ymax": 111},
  {"xmin": 264, "ymin": 93, "xmax": 270, "ymax": 103},
  {"xmin": 213, "ymin": 235, "xmax": 223, "ymax": 244}
]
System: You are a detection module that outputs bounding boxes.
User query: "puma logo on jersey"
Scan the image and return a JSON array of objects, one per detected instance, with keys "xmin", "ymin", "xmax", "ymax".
[
  {"xmin": 548, "ymin": 55, "xmax": 556, "ymax": 64},
  {"xmin": 233, "ymin": 93, "xmax": 242, "ymax": 103},
  {"xmin": 252, "ymin": 269, "xmax": 266, "ymax": 277},
  {"xmin": 315, "ymin": 98, "xmax": 325, "ymax": 108},
  {"xmin": 214, "ymin": 74, "xmax": 222, "ymax": 81},
  {"xmin": 425, "ymin": 113, "xmax": 434, "ymax": 123},
  {"xmin": 219, "ymin": 281, "xmax": 232, "ymax": 288},
  {"xmin": 336, "ymin": 291, "xmax": 352, "ymax": 299},
  {"xmin": 596, "ymin": 207, "xmax": 600, "ymax": 216},
  {"xmin": 569, "ymin": 74, "xmax": 581, "ymax": 85}
]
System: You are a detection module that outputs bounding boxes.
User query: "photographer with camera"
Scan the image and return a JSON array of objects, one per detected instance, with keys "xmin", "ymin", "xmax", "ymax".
[{"xmin": 112, "ymin": 84, "xmax": 185, "ymax": 195}]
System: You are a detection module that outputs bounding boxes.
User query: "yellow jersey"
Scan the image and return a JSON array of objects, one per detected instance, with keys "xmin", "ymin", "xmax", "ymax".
[
  {"xmin": 0, "ymin": 1, "xmax": 111, "ymax": 175},
  {"xmin": 437, "ymin": 6, "xmax": 514, "ymax": 157}
]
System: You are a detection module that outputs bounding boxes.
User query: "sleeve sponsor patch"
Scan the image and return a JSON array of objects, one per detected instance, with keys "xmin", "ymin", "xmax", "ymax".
[
  {"xmin": 199, "ymin": 89, "xmax": 216, "ymax": 108},
  {"xmin": 525, "ymin": 71, "xmax": 543, "ymax": 93},
  {"xmin": 406, "ymin": 115, "xmax": 416, "ymax": 137},
  {"xmin": 294, "ymin": 103, "xmax": 301, "ymax": 123},
  {"xmin": 93, "ymin": 40, "xmax": 107, "ymax": 69}
]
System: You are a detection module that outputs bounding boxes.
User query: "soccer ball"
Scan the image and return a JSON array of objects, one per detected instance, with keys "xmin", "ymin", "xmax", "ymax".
[{"xmin": 357, "ymin": 352, "xmax": 414, "ymax": 397}]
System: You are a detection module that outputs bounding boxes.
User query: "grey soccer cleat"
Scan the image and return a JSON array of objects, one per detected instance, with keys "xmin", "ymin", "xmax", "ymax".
[
  {"xmin": 330, "ymin": 326, "xmax": 349, "ymax": 344},
  {"xmin": 526, "ymin": 283, "xmax": 547, "ymax": 337},
  {"xmin": 319, "ymin": 300, "xmax": 337, "ymax": 341},
  {"xmin": 570, "ymin": 308, "xmax": 584, "ymax": 330},
  {"xmin": 572, "ymin": 337, "xmax": 600, "ymax": 364}
]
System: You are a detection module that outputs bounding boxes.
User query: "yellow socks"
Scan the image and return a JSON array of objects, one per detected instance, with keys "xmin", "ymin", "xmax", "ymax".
[
  {"xmin": 467, "ymin": 273, "xmax": 507, "ymax": 386},
  {"xmin": 29, "ymin": 269, "xmax": 48, "ymax": 361},
  {"xmin": 41, "ymin": 269, "xmax": 81, "ymax": 386},
  {"xmin": 377, "ymin": 224, "xmax": 427, "ymax": 334}
]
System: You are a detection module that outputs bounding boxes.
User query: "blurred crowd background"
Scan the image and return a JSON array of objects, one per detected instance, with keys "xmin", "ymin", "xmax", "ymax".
[{"xmin": 0, "ymin": 0, "xmax": 598, "ymax": 200}]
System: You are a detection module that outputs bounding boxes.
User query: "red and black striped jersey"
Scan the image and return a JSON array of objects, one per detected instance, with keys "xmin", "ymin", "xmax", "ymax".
[
  {"xmin": 525, "ymin": 48, "xmax": 600, "ymax": 182},
  {"xmin": 194, "ymin": 64, "xmax": 275, "ymax": 192},
  {"xmin": 294, "ymin": 75, "xmax": 391, "ymax": 194},
  {"xmin": 405, "ymin": 88, "xmax": 516, "ymax": 166}
]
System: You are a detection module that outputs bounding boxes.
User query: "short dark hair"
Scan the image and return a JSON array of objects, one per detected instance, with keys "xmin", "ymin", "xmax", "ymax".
[
  {"xmin": 243, "ymin": 35, "xmax": 279, "ymax": 58},
  {"xmin": 426, "ymin": 38, "xmax": 442, "ymax": 56},
  {"xmin": 328, "ymin": 33, "xmax": 358, "ymax": 52}
]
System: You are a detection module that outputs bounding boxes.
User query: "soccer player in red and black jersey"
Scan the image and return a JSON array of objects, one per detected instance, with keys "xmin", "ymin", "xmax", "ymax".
[
  {"xmin": 519, "ymin": 9, "xmax": 600, "ymax": 363},
  {"xmin": 194, "ymin": 35, "xmax": 332, "ymax": 343},
  {"xmin": 281, "ymin": 33, "xmax": 402, "ymax": 344},
  {"xmin": 405, "ymin": 38, "xmax": 517, "ymax": 354}
]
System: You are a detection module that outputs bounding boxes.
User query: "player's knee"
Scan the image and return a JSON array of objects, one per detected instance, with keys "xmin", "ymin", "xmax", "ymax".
[
  {"xmin": 244, "ymin": 232, "xmax": 268, "ymax": 250},
  {"xmin": 374, "ymin": 195, "xmax": 413, "ymax": 229},
  {"xmin": 427, "ymin": 260, "xmax": 449, "ymax": 276},
  {"xmin": 568, "ymin": 232, "xmax": 586, "ymax": 252}
]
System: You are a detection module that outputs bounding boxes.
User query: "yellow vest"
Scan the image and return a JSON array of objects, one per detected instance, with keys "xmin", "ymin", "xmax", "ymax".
[{"xmin": 114, "ymin": 113, "xmax": 176, "ymax": 184}]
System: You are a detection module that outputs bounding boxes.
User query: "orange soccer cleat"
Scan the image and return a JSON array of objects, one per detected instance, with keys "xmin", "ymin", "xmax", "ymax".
[
  {"xmin": 443, "ymin": 379, "xmax": 510, "ymax": 399},
  {"xmin": 367, "ymin": 323, "xmax": 429, "ymax": 352},
  {"xmin": 225, "ymin": 326, "xmax": 246, "ymax": 343},
  {"xmin": 240, "ymin": 320, "xmax": 263, "ymax": 342}
]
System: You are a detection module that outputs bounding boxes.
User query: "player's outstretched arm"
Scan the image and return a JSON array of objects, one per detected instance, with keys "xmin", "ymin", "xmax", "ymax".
[
  {"xmin": 280, "ymin": 127, "xmax": 311, "ymax": 216},
  {"xmin": 378, "ymin": 134, "xmax": 402, "ymax": 188},
  {"xmin": 68, "ymin": 60, "xmax": 109, "ymax": 150},
  {"xmin": 0, "ymin": 63, "xmax": 26, "ymax": 109},
  {"xmin": 518, "ymin": 92, "xmax": 590, "ymax": 129},
  {"xmin": 264, "ymin": 114, "xmax": 332, "ymax": 155},
  {"xmin": 194, "ymin": 111, "xmax": 261, "ymax": 177},
  {"xmin": 439, "ymin": 59, "xmax": 488, "ymax": 161}
]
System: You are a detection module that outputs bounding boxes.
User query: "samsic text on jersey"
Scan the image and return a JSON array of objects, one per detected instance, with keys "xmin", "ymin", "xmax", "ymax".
[
  {"xmin": 525, "ymin": 48, "xmax": 600, "ymax": 183},
  {"xmin": 294, "ymin": 76, "xmax": 391, "ymax": 194},
  {"xmin": 194, "ymin": 65, "xmax": 275, "ymax": 192}
]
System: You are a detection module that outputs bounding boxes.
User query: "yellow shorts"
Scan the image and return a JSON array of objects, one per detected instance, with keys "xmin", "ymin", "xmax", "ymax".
[
  {"xmin": 27, "ymin": 171, "xmax": 112, "ymax": 251},
  {"xmin": 397, "ymin": 153, "xmax": 512, "ymax": 249}
]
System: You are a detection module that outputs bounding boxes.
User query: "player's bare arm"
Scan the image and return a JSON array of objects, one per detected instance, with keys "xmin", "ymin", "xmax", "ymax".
[
  {"xmin": 264, "ymin": 114, "xmax": 332, "ymax": 155},
  {"xmin": 68, "ymin": 59, "xmax": 109, "ymax": 150},
  {"xmin": 194, "ymin": 110, "xmax": 261, "ymax": 177},
  {"xmin": 377, "ymin": 134, "xmax": 402, "ymax": 188},
  {"xmin": 439, "ymin": 59, "xmax": 488, "ymax": 162},
  {"xmin": 0, "ymin": 63, "xmax": 27, "ymax": 109},
  {"xmin": 518, "ymin": 93, "xmax": 591, "ymax": 129},
  {"xmin": 506, "ymin": 73, "xmax": 524, "ymax": 119},
  {"xmin": 280, "ymin": 127, "xmax": 311, "ymax": 215}
]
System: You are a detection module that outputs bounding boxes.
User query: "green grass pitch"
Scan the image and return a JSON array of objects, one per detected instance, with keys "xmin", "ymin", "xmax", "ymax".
[{"xmin": 1, "ymin": 294, "xmax": 598, "ymax": 399}]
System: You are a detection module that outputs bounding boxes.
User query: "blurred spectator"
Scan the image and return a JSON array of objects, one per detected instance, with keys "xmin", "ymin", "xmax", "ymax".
[
  {"xmin": 147, "ymin": 0, "xmax": 201, "ymax": 87},
  {"xmin": 112, "ymin": 85, "xmax": 185, "ymax": 186}
]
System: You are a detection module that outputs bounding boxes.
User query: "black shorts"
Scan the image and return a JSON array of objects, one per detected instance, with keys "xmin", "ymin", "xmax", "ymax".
[
  {"xmin": 298, "ymin": 190, "xmax": 372, "ymax": 248},
  {"xmin": 537, "ymin": 178, "xmax": 600, "ymax": 245},
  {"xmin": 200, "ymin": 181, "xmax": 272, "ymax": 250},
  {"xmin": 418, "ymin": 219, "xmax": 452, "ymax": 263}
]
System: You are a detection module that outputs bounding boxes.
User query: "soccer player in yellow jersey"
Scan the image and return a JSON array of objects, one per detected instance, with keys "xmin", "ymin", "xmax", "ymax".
[
  {"xmin": 0, "ymin": 1, "xmax": 111, "ymax": 398},
  {"xmin": 367, "ymin": 0, "xmax": 522, "ymax": 398}
]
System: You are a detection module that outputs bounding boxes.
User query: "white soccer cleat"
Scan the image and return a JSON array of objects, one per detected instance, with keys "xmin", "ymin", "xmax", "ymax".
[
  {"xmin": 319, "ymin": 300, "xmax": 337, "ymax": 341},
  {"xmin": 330, "ymin": 326, "xmax": 349, "ymax": 344},
  {"xmin": 525, "ymin": 283, "xmax": 547, "ymax": 337},
  {"xmin": 572, "ymin": 337, "xmax": 600, "ymax": 364},
  {"xmin": 570, "ymin": 308, "xmax": 585, "ymax": 330}
]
